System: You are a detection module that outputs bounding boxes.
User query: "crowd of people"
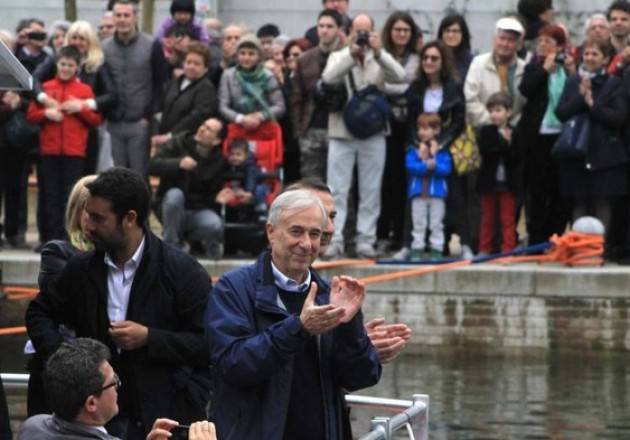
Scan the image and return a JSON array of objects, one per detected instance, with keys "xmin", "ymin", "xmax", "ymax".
[
  {"xmin": 1, "ymin": 0, "xmax": 630, "ymax": 263},
  {"xmin": 1, "ymin": 0, "xmax": 630, "ymax": 262},
  {"xmin": 2, "ymin": 0, "xmax": 630, "ymax": 438}
]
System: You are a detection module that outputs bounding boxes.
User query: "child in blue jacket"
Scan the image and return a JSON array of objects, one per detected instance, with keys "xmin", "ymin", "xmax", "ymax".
[{"xmin": 405, "ymin": 113, "xmax": 452, "ymax": 259}]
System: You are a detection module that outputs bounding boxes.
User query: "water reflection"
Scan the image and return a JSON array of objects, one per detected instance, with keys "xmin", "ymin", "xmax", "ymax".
[
  {"xmin": 3, "ymin": 333, "xmax": 630, "ymax": 439},
  {"xmin": 351, "ymin": 352, "xmax": 630, "ymax": 440}
]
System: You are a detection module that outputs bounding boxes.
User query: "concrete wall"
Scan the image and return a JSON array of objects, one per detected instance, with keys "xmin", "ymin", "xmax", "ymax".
[
  {"xmin": 2, "ymin": 255, "xmax": 630, "ymax": 354},
  {"xmin": 0, "ymin": 1, "xmax": 617, "ymax": 53}
]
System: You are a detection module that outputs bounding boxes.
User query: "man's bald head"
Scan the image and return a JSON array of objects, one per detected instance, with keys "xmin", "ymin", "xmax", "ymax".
[{"xmin": 351, "ymin": 14, "xmax": 374, "ymax": 33}]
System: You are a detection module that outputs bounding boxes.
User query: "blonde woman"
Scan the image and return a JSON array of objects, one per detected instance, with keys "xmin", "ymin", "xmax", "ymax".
[
  {"xmin": 26, "ymin": 175, "xmax": 96, "ymax": 417},
  {"xmin": 32, "ymin": 21, "xmax": 116, "ymax": 173}
]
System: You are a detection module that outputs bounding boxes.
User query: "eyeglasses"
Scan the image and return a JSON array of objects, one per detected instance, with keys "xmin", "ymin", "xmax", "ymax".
[
  {"xmin": 101, "ymin": 374, "xmax": 121, "ymax": 393},
  {"xmin": 422, "ymin": 55, "xmax": 441, "ymax": 62},
  {"xmin": 443, "ymin": 27, "xmax": 462, "ymax": 34},
  {"xmin": 392, "ymin": 27, "xmax": 412, "ymax": 33}
]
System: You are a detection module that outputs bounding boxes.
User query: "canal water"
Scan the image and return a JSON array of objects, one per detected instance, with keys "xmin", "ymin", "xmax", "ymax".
[{"xmin": 2, "ymin": 321, "xmax": 630, "ymax": 439}]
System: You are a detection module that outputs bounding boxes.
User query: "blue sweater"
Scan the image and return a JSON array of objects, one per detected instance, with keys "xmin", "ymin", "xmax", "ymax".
[{"xmin": 405, "ymin": 145, "xmax": 452, "ymax": 199}]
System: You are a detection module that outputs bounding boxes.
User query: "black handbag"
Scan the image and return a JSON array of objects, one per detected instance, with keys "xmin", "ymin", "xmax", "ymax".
[
  {"xmin": 4, "ymin": 110, "xmax": 40, "ymax": 151},
  {"xmin": 551, "ymin": 114, "xmax": 590, "ymax": 159}
]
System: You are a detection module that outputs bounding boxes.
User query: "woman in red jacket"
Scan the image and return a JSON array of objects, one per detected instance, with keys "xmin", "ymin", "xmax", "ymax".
[{"xmin": 27, "ymin": 46, "xmax": 102, "ymax": 241}]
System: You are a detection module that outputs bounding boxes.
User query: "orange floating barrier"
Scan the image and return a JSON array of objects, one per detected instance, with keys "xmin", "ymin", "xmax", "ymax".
[{"xmin": 0, "ymin": 326, "xmax": 27, "ymax": 336}]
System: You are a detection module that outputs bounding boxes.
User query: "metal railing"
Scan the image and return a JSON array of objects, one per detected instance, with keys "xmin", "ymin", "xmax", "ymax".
[
  {"xmin": 346, "ymin": 394, "xmax": 429, "ymax": 440},
  {"xmin": 2, "ymin": 374, "xmax": 429, "ymax": 439},
  {"xmin": 1, "ymin": 373, "xmax": 28, "ymax": 389}
]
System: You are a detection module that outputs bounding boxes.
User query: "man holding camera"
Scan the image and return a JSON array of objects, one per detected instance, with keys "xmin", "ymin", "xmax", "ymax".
[
  {"xmin": 18, "ymin": 338, "xmax": 215, "ymax": 440},
  {"xmin": 321, "ymin": 14, "xmax": 405, "ymax": 259},
  {"xmin": 291, "ymin": 9, "xmax": 345, "ymax": 180}
]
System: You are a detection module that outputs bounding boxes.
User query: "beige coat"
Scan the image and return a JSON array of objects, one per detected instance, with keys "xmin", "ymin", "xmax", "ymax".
[
  {"xmin": 464, "ymin": 51, "xmax": 526, "ymax": 128},
  {"xmin": 322, "ymin": 46, "xmax": 406, "ymax": 139}
]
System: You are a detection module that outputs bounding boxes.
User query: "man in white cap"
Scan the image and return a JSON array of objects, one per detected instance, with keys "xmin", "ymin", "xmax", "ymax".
[{"xmin": 464, "ymin": 16, "xmax": 527, "ymax": 128}]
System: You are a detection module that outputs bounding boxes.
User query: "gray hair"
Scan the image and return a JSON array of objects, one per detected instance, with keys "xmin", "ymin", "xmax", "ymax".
[
  {"xmin": 585, "ymin": 13, "xmax": 610, "ymax": 35},
  {"xmin": 44, "ymin": 338, "xmax": 111, "ymax": 422},
  {"xmin": 267, "ymin": 189, "xmax": 327, "ymax": 229}
]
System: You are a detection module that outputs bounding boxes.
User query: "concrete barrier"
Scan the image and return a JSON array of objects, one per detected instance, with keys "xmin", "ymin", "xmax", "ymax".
[{"xmin": 2, "ymin": 254, "xmax": 629, "ymax": 353}]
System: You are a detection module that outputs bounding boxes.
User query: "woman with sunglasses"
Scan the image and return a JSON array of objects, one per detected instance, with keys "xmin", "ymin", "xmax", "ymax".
[{"xmin": 393, "ymin": 41, "xmax": 465, "ymax": 260}]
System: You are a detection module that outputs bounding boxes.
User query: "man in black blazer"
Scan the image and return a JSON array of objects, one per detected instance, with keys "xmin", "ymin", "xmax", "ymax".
[{"xmin": 25, "ymin": 167, "xmax": 212, "ymax": 440}]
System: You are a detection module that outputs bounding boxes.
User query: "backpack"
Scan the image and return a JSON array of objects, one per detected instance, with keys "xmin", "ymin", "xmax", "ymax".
[{"xmin": 342, "ymin": 71, "xmax": 391, "ymax": 139}]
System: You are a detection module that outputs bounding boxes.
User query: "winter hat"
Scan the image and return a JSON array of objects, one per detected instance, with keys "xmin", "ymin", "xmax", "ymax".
[{"xmin": 236, "ymin": 34, "xmax": 262, "ymax": 53}]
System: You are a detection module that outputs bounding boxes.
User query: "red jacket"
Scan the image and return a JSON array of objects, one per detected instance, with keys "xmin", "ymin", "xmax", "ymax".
[{"xmin": 26, "ymin": 76, "xmax": 102, "ymax": 157}]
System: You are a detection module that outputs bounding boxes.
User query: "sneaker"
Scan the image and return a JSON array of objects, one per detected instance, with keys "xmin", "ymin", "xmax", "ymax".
[
  {"xmin": 410, "ymin": 248, "xmax": 424, "ymax": 260},
  {"xmin": 392, "ymin": 247, "xmax": 410, "ymax": 261},
  {"xmin": 461, "ymin": 244, "xmax": 474, "ymax": 260},
  {"xmin": 322, "ymin": 242, "xmax": 344, "ymax": 260},
  {"xmin": 375, "ymin": 239, "xmax": 391, "ymax": 254},
  {"xmin": 356, "ymin": 242, "xmax": 378, "ymax": 259}
]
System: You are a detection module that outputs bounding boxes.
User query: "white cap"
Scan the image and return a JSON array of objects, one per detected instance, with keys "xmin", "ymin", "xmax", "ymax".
[{"xmin": 495, "ymin": 17, "xmax": 525, "ymax": 36}]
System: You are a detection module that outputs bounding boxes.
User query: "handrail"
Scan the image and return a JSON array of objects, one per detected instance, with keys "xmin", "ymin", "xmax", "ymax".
[
  {"xmin": 347, "ymin": 394, "xmax": 430, "ymax": 440},
  {"xmin": 1, "ymin": 373, "xmax": 29, "ymax": 389},
  {"xmin": 2, "ymin": 374, "xmax": 429, "ymax": 439}
]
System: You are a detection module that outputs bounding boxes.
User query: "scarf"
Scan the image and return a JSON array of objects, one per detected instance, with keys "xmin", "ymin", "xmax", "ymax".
[
  {"xmin": 235, "ymin": 64, "xmax": 274, "ymax": 120},
  {"xmin": 541, "ymin": 66, "xmax": 567, "ymax": 131}
]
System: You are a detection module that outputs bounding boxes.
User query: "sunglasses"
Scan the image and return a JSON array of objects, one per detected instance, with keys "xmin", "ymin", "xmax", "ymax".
[{"xmin": 422, "ymin": 55, "xmax": 441, "ymax": 62}]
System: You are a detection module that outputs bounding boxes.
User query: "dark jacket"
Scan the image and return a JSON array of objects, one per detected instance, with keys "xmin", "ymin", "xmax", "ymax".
[
  {"xmin": 32, "ymin": 57, "xmax": 117, "ymax": 118},
  {"xmin": 103, "ymin": 33, "xmax": 169, "ymax": 122},
  {"xmin": 25, "ymin": 231, "xmax": 212, "ymax": 429},
  {"xmin": 158, "ymin": 75, "xmax": 217, "ymax": 135},
  {"xmin": 223, "ymin": 153, "xmax": 258, "ymax": 194},
  {"xmin": 406, "ymin": 78, "xmax": 466, "ymax": 149},
  {"xmin": 148, "ymin": 133, "xmax": 226, "ymax": 211},
  {"xmin": 18, "ymin": 414, "xmax": 120, "ymax": 440},
  {"xmin": 37, "ymin": 240, "xmax": 79, "ymax": 291},
  {"xmin": 477, "ymin": 124, "xmax": 520, "ymax": 192},
  {"xmin": 205, "ymin": 251, "xmax": 381, "ymax": 440},
  {"xmin": 290, "ymin": 46, "xmax": 328, "ymax": 137},
  {"xmin": 516, "ymin": 58, "xmax": 573, "ymax": 161},
  {"xmin": 555, "ymin": 73, "xmax": 629, "ymax": 171}
]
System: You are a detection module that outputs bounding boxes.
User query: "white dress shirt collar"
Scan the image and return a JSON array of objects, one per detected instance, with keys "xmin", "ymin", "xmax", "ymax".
[{"xmin": 271, "ymin": 261, "xmax": 311, "ymax": 293}]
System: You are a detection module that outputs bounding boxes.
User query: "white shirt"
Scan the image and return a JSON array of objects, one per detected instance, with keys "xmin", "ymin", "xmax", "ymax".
[
  {"xmin": 271, "ymin": 262, "xmax": 311, "ymax": 293},
  {"xmin": 104, "ymin": 236, "xmax": 146, "ymax": 323},
  {"xmin": 423, "ymin": 87, "xmax": 444, "ymax": 113}
]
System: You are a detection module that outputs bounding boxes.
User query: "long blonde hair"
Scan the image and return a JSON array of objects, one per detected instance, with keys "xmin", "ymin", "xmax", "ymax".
[
  {"xmin": 65, "ymin": 21, "xmax": 104, "ymax": 74},
  {"xmin": 65, "ymin": 175, "xmax": 97, "ymax": 251}
]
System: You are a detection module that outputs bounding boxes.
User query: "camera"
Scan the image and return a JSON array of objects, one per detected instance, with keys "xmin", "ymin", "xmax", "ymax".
[
  {"xmin": 554, "ymin": 52, "xmax": 566, "ymax": 64},
  {"xmin": 171, "ymin": 425, "xmax": 190, "ymax": 440},
  {"xmin": 355, "ymin": 30, "xmax": 370, "ymax": 47},
  {"xmin": 27, "ymin": 31, "xmax": 47, "ymax": 41}
]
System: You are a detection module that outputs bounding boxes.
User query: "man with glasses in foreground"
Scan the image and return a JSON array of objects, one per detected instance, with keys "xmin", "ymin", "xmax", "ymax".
[{"xmin": 18, "ymin": 338, "xmax": 215, "ymax": 440}]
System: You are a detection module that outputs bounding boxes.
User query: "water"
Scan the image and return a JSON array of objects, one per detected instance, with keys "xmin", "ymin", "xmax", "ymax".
[
  {"xmin": 352, "ymin": 352, "xmax": 630, "ymax": 440},
  {"xmin": 3, "ymin": 333, "xmax": 630, "ymax": 439}
]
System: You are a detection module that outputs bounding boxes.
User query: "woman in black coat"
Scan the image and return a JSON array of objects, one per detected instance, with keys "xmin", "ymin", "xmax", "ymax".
[
  {"xmin": 517, "ymin": 24, "xmax": 574, "ymax": 246},
  {"xmin": 555, "ymin": 38, "xmax": 628, "ymax": 251},
  {"xmin": 393, "ymin": 40, "xmax": 465, "ymax": 259},
  {"xmin": 26, "ymin": 175, "xmax": 96, "ymax": 417},
  {"xmin": 32, "ymin": 20, "xmax": 116, "ymax": 174}
]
